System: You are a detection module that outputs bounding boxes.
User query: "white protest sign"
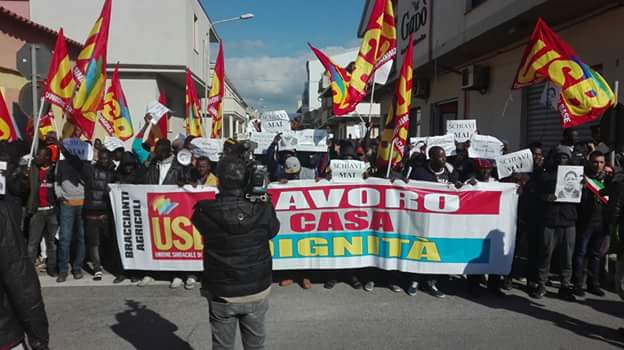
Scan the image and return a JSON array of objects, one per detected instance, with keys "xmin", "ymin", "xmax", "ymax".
[
  {"xmin": 555, "ymin": 165, "xmax": 583, "ymax": 203},
  {"xmin": 0, "ymin": 161, "xmax": 6, "ymax": 195},
  {"xmin": 447, "ymin": 119, "xmax": 477, "ymax": 143},
  {"xmin": 278, "ymin": 133, "xmax": 299, "ymax": 151},
  {"xmin": 146, "ymin": 100, "xmax": 169, "ymax": 124},
  {"xmin": 250, "ymin": 131, "xmax": 277, "ymax": 155},
  {"xmin": 103, "ymin": 136, "xmax": 126, "ymax": 152},
  {"xmin": 261, "ymin": 110, "xmax": 291, "ymax": 134},
  {"xmin": 468, "ymin": 134, "xmax": 504, "ymax": 159},
  {"xmin": 426, "ymin": 134, "xmax": 456, "ymax": 158},
  {"xmin": 330, "ymin": 160, "xmax": 368, "ymax": 183},
  {"xmin": 62, "ymin": 138, "xmax": 94, "ymax": 160},
  {"xmin": 347, "ymin": 123, "xmax": 366, "ymax": 139},
  {"xmin": 409, "ymin": 137, "xmax": 428, "ymax": 155},
  {"xmin": 294, "ymin": 129, "xmax": 328, "ymax": 152},
  {"xmin": 375, "ymin": 59, "xmax": 393, "ymax": 85},
  {"xmin": 495, "ymin": 149, "xmax": 534, "ymax": 179},
  {"xmin": 190, "ymin": 138, "xmax": 223, "ymax": 162}
]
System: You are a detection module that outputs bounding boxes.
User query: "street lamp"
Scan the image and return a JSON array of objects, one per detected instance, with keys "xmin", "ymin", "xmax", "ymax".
[{"xmin": 213, "ymin": 13, "xmax": 255, "ymax": 25}]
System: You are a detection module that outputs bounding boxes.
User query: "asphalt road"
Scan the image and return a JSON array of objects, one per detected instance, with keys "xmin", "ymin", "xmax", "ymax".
[{"xmin": 40, "ymin": 274, "xmax": 624, "ymax": 350}]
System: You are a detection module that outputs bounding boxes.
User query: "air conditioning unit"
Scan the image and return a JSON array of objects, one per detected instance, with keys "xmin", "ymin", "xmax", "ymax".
[
  {"xmin": 413, "ymin": 79, "xmax": 429, "ymax": 99},
  {"xmin": 461, "ymin": 65, "xmax": 489, "ymax": 91}
]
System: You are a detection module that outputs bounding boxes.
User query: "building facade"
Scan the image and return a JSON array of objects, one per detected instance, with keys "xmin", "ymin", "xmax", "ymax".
[
  {"xmin": 359, "ymin": 0, "xmax": 624, "ymax": 151},
  {"xmin": 29, "ymin": 0, "xmax": 248, "ymax": 140},
  {"xmin": 0, "ymin": 0, "xmax": 82, "ymax": 135}
]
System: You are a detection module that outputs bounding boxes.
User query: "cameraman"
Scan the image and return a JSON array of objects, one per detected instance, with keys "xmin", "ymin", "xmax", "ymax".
[{"xmin": 192, "ymin": 155, "xmax": 280, "ymax": 350}]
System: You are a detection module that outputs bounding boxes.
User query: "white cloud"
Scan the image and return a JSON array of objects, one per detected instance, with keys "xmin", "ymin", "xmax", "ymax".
[{"xmin": 227, "ymin": 45, "xmax": 358, "ymax": 112}]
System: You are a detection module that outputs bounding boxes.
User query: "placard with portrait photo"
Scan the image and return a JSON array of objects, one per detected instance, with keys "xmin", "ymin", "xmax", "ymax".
[{"xmin": 555, "ymin": 165, "xmax": 584, "ymax": 203}]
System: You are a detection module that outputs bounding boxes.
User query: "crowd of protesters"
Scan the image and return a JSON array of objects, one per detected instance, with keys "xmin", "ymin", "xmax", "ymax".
[{"xmin": 2, "ymin": 116, "xmax": 624, "ymax": 348}]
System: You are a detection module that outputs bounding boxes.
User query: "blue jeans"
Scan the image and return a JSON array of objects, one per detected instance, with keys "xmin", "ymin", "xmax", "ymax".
[{"xmin": 58, "ymin": 203, "xmax": 86, "ymax": 274}]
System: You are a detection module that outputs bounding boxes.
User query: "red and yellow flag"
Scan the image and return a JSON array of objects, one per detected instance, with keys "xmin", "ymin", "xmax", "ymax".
[
  {"xmin": 308, "ymin": 44, "xmax": 352, "ymax": 116},
  {"xmin": 38, "ymin": 112, "xmax": 55, "ymax": 140},
  {"xmin": 347, "ymin": 0, "xmax": 396, "ymax": 112},
  {"xmin": 309, "ymin": 0, "xmax": 395, "ymax": 116},
  {"xmin": 0, "ymin": 90, "xmax": 18, "ymax": 142},
  {"xmin": 70, "ymin": 0, "xmax": 112, "ymax": 139},
  {"xmin": 44, "ymin": 28, "xmax": 75, "ymax": 110},
  {"xmin": 100, "ymin": 65, "xmax": 134, "ymax": 141},
  {"xmin": 512, "ymin": 18, "xmax": 615, "ymax": 128},
  {"xmin": 208, "ymin": 42, "xmax": 225, "ymax": 138},
  {"xmin": 185, "ymin": 68, "xmax": 203, "ymax": 137},
  {"xmin": 376, "ymin": 34, "xmax": 413, "ymax": 171}
]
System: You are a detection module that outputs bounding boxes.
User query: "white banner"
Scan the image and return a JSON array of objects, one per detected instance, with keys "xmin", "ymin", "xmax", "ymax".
[
  {"xmin": 330, "ymin": 160, "xmax": 368, "ymax": 182},
  {"xmin": 261, "ymin": 110, "xmax": 291, "ymax": 134},
  {"xmin": 293, "ymin": 129, "xmax": 328, "ymax": 152},
  {"xmin": 468, "ymin": 134, "xmax": 504, "ymax": 159},
  {"xmin": 426, "ymin": 134, "xmax": 456, "ymax": 158},
  {"xmin": 447, "ymin": 119, "xmax": 477, "ymax": 143},
  {"xmin": 103, "ymin": 136, "xmax": 125, "ymax": 152},
  {"xmin": 146, "ymin": 100, "xmax": 170, "ymax": 124},
  {"xmin": 190, "ymin": 138, "xmax": 223, "ymax": 162},
  {"xmin": 110, "ymin": 179, "xmax": 518, "ymax": 274},
  {"xmin": 109, "ymin": 184, "xmax": 218, "ymax": 271},
  {"xmin": 495, "ymin": 149, "xmax": 534, "ymax": 179},
  {"xmin": 249, "ymin": 131, "xmax": 276, "ymax": 155},
  {"xmin": 0, "ymin": 161, "xmax": 6, "ymax": 195}
]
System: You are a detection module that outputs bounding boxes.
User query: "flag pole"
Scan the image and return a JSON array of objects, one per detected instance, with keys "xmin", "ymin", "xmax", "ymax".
[
  {"xmin": 28, "ymin": 97, "xmax": 46, "ymax": 167},
  {"xmin": 367, "ymin": 71, "xmax": 377, "ymax": 124},
  {"xmin": 385, "ymin": 142, "xmax": 394, "ymax": 178},
  {"xmin": 611, "ymin": 80, "xmax": 619, "ymax": 167}
]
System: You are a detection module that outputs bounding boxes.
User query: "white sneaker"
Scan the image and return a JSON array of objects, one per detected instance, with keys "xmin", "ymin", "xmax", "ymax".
[
  {"xmin": 364, "ymin": 281, "xmax": 375, "ymax": 292},
  {"xmin": 137, "ymin": 276, "xmax": 154, "ymax": 287},
  {"xmin": 170, "ymin": 277, "xmax": 184, "ymax": 289},
  {"xmin": 185, "ymin": 277, "xmax": 196, "ymax": 290},
  {"xmin": 389, "ymin": 284, "xmax": 403, "ymax": 293}
]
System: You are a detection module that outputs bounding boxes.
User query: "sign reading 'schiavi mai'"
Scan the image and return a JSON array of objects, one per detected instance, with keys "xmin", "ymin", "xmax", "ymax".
[{"xmin": 109, "ymin": 179, "xmax": 518, "ymax": 274}]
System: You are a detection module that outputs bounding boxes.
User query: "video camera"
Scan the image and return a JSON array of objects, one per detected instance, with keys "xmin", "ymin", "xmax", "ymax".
[{"xmin": 222, "ymin": 139, "xmax": 269, "ymax": 202}]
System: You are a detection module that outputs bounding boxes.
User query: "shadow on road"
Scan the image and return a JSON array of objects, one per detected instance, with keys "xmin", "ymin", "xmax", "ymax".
[
  {"xmin": 111, "ymin": 299, "xmax": 194, "ymax": 350},
  {"xmin": 449, "ymin": 285, "xmax": 624, "ymax": 348}
]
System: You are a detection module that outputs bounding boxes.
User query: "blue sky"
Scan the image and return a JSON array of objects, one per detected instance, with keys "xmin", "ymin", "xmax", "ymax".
[{"xmin": 201, "ymin": 0, "xmax": 364, "ymax": 112}]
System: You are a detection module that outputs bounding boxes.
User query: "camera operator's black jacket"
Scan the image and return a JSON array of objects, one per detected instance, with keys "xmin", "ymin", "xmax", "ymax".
[
  {"xmin": 192, "ymin": 190, "xmax": 280, "ymax": 298},
  {"xmin": 0, "ymin": 200, "xmax": 49, "ymax": 350}
]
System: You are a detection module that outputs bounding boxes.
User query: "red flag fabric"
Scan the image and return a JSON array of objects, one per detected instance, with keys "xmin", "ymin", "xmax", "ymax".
[
  {"xmin": 0, "ymin": 91, "xmax": 18, "ymax": 142},
  {"xmin": 375, "ymin": 34, "xmax": 413, "ymax": 170},
  {"xmin": 208, "ymin": 41, "xmax": 225, "ymax": 138},
  {"xmin": 70, "ymin": 0, "xmax": 112, "ymax": 139},
  {"xmin": 44, "ymin": 28, "xmax": 75, "ymax": 110},
  {"xmin": 512, "ymin": 18, "xmax": 615, "ymax": 128},
  {"xmin": 185, "ymin": 68, "xmax": 203, "ymax": 137}
]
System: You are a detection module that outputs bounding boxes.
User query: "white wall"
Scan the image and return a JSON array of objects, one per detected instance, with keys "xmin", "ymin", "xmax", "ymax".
[{"xmin": 30, "ymin": 0, "xmax": 209, "ymax": 70}]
